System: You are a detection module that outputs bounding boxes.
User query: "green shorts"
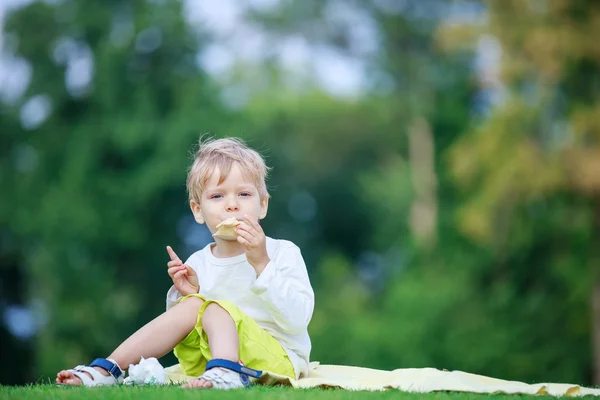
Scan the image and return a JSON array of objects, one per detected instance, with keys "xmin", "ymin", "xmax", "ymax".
[{"xmin": 173, "ymin": 294, "xmax": 296, "ymax": 379}]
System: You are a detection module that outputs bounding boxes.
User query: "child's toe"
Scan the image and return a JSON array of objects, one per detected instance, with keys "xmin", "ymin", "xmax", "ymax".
[
  {"xmin": 56, "ymin": 371, "xmax": 82, "ymax": 386},
  {"xmin": 56, "ymin": 371, "xmax": 70, "ymax": 383},
  {"xmin": 182, "ymin": 379, "xmax": 203, "ymax": 389}
]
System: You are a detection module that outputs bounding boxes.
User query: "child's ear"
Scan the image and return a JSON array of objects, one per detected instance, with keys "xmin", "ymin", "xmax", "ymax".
[
  {"xmin": 190, "ymin": 200, "xmax": 204, "ymax": 224},
  {"xmin": 259, "ymin": 196, "xmax": 269, "ymax": 220}
]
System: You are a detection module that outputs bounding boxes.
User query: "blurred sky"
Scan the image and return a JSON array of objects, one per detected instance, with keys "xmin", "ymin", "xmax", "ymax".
[
  {"xmin": 186, "ymin": 0, "xmax": 372, "ymax": 98},
  {"xmin": 0, "ymin": 0, "xmax": 496, "ymax": 126},
  {"xmin": 0, "ymin": 0, "xmax": 370, "ymax": 112}
]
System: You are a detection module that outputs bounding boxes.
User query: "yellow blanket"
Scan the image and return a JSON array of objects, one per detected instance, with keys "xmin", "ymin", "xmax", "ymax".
[{"xmin": 165, "ymin": 362, "xmax": 600, "ymax": 397}]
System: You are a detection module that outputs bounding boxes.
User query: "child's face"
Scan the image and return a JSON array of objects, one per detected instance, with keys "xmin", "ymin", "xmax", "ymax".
[{"xmin": 190, "ymin": 162, "xmax": 268, "ymax": 240}]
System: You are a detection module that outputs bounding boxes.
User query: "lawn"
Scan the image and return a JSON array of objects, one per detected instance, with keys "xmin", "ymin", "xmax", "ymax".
[{"xmin": 2, "ymin": 385, "xmax": 598, "ymax": 400}]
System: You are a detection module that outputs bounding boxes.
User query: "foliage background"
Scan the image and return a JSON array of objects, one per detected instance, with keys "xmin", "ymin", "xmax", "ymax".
[{"xmin": 1, "ymin": 0, "xmax": 598, "ymax": 387}]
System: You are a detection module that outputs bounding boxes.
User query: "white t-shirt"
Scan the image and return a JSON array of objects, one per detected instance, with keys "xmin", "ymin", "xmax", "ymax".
[{"xmin": 166, "ymin": 237, "xmax": 314, "ymax": 378}]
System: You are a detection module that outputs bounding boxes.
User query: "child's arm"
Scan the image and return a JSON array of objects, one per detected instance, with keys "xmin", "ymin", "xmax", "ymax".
[
  {"xmin": 165, "ymin": 246, "xmax": 199, "ymax": 310},
  {"xmin": 249, "ymin": 244, "xmax": 314, "ymax": 335},
  {"xmin": 235, "ymin": 215, "xmax": 314, "ymax": 334}
]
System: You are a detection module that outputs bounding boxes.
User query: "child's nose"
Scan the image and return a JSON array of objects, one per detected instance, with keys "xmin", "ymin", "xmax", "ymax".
[{"xmin": 225, "ymin": 197, "xmax": 239, "ymax": 211}]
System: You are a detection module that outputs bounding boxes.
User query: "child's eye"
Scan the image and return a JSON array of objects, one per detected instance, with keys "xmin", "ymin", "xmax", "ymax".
[
  {"xmin": 210, "ymin": 194, "xmax": 222, "ymax": 199},
  {"xmin": 239, "ymin": 192, "xmax": 251, "ymax": 197}
]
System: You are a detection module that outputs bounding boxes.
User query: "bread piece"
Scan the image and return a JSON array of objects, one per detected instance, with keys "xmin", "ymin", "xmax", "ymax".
[{"xmin": 213, "ymin": 217, "xmax": 241, "ymax": 240}]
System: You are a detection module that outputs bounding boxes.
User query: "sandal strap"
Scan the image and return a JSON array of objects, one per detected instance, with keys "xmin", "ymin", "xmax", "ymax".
[
  {"xmin": 69, "ymin": 366, "xmax": 97, "ymax": 387},
  {"xmin": 206, "ymin": 359, "xmax": 262, "ymax": 378},
  {"xmin": 90, "ymin": 358, "xmax": 124, "ymax": 379}
]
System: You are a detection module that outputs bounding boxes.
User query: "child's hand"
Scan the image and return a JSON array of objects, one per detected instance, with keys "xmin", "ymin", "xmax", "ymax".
[
  {"xmin": 236, "ymin": 214, "xmax": 270, "ymax": 276},
  {"xmin": 166, "ymin": 246, "xmax": 199, "ymax": 296}
]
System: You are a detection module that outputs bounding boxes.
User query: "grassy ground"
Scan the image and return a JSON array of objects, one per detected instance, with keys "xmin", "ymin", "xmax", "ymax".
[{"xmin": 2, "ymin": 385, "xmax": 599, "ymax": 400}]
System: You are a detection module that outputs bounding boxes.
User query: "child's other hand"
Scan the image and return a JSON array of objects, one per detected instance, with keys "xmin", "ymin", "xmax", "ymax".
[
  {"xmin": 236, "ymin": 214, "xmax": 270, "ymax": 276},
  {"xmin": 166, "ymin": 246, "xmax": 199, "ymax": 296}
]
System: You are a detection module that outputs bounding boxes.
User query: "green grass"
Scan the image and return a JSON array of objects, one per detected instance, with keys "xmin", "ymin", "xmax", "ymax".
[{"xmin": 1, "ymin": 385, "xmax": 598, "ymax": 400}]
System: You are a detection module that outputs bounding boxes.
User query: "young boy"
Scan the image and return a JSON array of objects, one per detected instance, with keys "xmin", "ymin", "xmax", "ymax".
[{"xmin": 56, "ymin": 137, "xmax": 315, "ymax": 389}]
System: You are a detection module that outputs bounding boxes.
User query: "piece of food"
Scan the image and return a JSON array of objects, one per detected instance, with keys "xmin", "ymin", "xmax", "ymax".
[{"xmin": 213, "ymin": 217, "xmax": 241, "ymax": 240}]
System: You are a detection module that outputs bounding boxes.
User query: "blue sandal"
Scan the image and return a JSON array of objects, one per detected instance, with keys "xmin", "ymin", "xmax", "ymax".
[{"xmin": 194, "ymin": 359, "xmax": 262, "ymax": 389}]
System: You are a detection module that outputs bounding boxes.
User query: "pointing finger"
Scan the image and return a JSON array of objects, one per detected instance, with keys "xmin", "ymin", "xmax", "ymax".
[{"xmin": 166, "ymin": 246, "xmax": 181, "ymax": 262}]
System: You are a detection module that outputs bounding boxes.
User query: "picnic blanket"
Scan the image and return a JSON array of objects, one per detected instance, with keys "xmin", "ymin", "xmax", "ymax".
[{"xmin": 165, "ymin": 362, "xmax": 600, "ymax": 397}]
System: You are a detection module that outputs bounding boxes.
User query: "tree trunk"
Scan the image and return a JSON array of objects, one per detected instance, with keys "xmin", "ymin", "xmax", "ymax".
[{"xmin": 408, "ymin": 117, "xmax": 438, "ymax": 248}]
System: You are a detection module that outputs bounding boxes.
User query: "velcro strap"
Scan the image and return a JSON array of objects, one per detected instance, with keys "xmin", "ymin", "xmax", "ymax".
[
  {"xmin": 90, "ymin": 358, "xmax": 123, "ymax": 379},
  {"xmin": 206, "ymin": 359, "xmax": 263, "ymax": 378}
]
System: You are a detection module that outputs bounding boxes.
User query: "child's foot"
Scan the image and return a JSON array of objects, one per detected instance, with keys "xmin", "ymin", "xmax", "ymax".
[
  {"xmin": 182, "ymin": 376, "xmax": 215, "ymax": 388},
  {"xmin": 56, "ymin": 367, "xmax": 110, "ymax": 385},
  {"xmin": 181, "ymin": 367, "xmax": 247, "ymax": 389}
]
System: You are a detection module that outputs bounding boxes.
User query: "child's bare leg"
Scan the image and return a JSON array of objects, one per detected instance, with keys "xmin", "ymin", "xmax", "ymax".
[
  {"xmin": 56, "ymin": 296, "xmax": 204, "ymax": 385},
  {"xmin": 183, "ymin": 302, "xmax": 238, "ymax": 389},
  {"xmin": 108, "ymin": 296, "xmax": 204, "ymax": 366}
]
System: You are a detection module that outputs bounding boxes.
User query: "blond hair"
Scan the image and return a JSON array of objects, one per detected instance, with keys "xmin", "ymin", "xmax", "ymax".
[{"xmin": 187, "ymin": 137, "xmax": 271, "ymax": 204}]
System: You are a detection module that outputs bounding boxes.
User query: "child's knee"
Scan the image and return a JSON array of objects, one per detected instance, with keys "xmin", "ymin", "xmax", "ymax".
[
  {"xmin": 201, "ymin": 302, "xmax": 228, "ymax": 324},
  {"xmin": 180, "ymin": 295, "xmax": 204, "ymax": 310},
  {"xmin": 202, "ymin": 302, "xmax": 220, "ymax": 317}
]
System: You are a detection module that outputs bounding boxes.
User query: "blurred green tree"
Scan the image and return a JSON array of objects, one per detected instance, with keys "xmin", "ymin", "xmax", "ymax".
[{"xmin": 440, "ymin": 0, "xmax": 600, "ymax": 384}]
